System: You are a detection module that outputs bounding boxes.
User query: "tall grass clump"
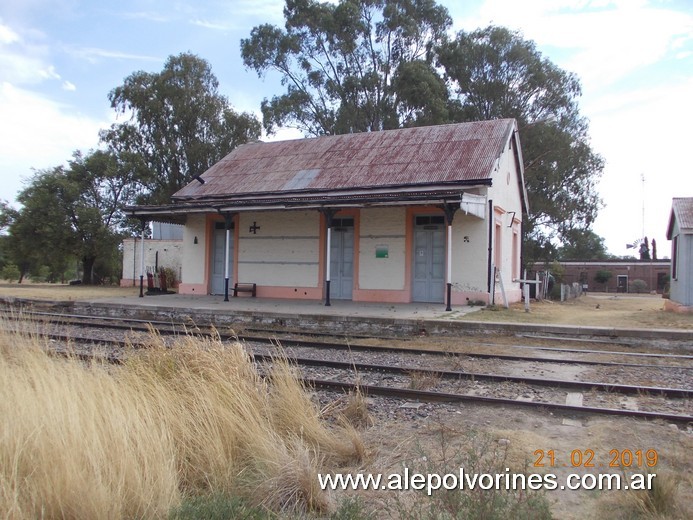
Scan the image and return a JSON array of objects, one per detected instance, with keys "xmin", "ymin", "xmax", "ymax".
[{"xmin": 0, "ymin": 326, "xmax": 363, "ymax": 519}]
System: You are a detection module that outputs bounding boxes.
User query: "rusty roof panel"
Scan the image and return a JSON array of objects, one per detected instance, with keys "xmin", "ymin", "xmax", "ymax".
[
  {"xmin": 173, "ymin": 119, "xmax": 516, "ymax": 200},
  {"xmin": 672, "ymin": 198, "xmax": 693, "ymax": 231}
]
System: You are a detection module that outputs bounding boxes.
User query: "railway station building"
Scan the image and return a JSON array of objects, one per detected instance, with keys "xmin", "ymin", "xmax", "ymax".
[{"xmin": 125, "ymin": 119, "xmax": 528, "ymax": 309}]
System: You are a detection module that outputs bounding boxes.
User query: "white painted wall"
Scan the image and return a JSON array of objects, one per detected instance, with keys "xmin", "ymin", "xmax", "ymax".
[
  {"xmin": 182, "ymin": 214, "xmax": 207, "ymax": 285},
  {"xmin": 487, "ymin": 139, "xmax": 525, "ymax": 301},
  {"xmin": 120, "ymin": 238, "xmax": 183, "ymax": 285},
  {"xmin": 238, "ymin": 211, "xmax": 320, "ymax": 287},
  {"xmin": 359, "ymin": 208, "xmax": 407, "ymax": 290},
  {"xmin": 450, "ymin": 210, "xmax": 490, "ymax": 297}
]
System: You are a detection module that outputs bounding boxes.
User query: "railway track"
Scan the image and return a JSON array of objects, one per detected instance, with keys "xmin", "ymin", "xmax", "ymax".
[
  {"xmin": 5, "ymin": 311, "xmax": 690, "ymax": 425},
  {"xmin": 4, "ymin": 310, "xmax": 692, "ymax": 369}
]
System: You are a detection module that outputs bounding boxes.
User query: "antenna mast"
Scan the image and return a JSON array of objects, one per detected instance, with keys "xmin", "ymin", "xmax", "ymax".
[{"xmin": 641, "ymin": 173, "xmax": 645, "ymax": 239}]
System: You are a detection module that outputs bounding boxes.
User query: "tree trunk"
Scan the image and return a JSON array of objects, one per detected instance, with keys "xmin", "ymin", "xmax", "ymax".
[{"xmin": 82, "ymin": 256, "xmax": 96, "ymax": 285}]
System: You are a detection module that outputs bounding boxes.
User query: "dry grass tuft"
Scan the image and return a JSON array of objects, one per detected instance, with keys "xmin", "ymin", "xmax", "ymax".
[
  {"xmin": 407, "ymin": 369, "xmax": 442, "ymax": 390},
  {"xmin": 339, "ymin": 387, "xmax": 375, "ymax": 430},
  {"xmin": 0, "ymin": 324, "xmax": 362, "ymax": 518}
]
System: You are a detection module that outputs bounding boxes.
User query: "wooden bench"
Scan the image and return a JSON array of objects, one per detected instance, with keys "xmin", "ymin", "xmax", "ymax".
[{"xmin": 233, "ymin": 282, "xmax": 257, "ymax": 297}]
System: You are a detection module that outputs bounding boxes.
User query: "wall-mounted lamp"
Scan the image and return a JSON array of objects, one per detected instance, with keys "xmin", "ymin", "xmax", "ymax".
[{"xmin": 193, "ymin": 236, "xmax": 198, "ymax": 245}]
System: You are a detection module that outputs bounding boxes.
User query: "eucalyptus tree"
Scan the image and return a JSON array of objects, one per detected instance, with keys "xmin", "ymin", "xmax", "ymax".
[
  {"xmin": 241, "ymin": 0, "xmax": 453, "ymax": 135},
  {"xmin": 101, "ymin": 53, "xmax": 261, "ymax": 204},
  {"xmin": 2, "ymin": 150, "xmax": 136, "ymax": 284},
  {"xmin": 437, "ymin": 26, "xmax": 605, "ymax": 262}
]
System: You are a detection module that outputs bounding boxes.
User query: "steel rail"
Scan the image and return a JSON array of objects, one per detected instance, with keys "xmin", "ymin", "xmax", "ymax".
[
  {"xmin": 305, "ymin": 378, "xmax": 693, "ymax": 425},
  {"xmin": 32, "ymin": 330, "xmax": 693, "ymax": 399},
  {"xmin": 252, "ymin": 353, "xmax": 693, "ymax": 398},
  {"xmin": 41, "ymin": 341, "xmax": 693, "ymax": 425},
  {"xmin": 4, "ymin": 311, "xmax": 691, "ymax": 370}
]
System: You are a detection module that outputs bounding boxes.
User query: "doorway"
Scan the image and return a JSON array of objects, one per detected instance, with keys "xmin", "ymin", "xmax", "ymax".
[
  {"xmin": 412, "ymin": 215, "xmax": 445, "ymax": 303},
  {"xmin": 329, "ymin": 218, "xmax": 354, "ymax": 299},
  {"xmin": 211, "ymin": 221, "xmax": 234, "ymax": 295}
]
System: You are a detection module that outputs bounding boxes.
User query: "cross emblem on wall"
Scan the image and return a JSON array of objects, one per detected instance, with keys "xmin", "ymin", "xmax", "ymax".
[{"xmin": 249, "ymin": 221, "xmax": 261, "ymax": 234}]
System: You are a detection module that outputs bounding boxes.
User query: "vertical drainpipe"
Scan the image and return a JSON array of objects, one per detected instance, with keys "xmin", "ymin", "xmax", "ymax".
[
  {"xmin": 487, "ymin": 199, "xmax": 493, "ymax": 302},
  {"xmin": 223, "ymin": 213, "xmax": 234, "ymax": 302},
  {"xmin": 139, "ymin": 218, "xmax": 147, "ymax": 297},
  {"xmin": 321, "ymin": 209, "xmax": 336, "ymax": 306}
]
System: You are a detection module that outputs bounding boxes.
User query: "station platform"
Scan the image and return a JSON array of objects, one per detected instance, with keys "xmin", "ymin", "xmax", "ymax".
[{"xmin": 85, "ymin": 293, "xmax": 482, "ymax": 322}]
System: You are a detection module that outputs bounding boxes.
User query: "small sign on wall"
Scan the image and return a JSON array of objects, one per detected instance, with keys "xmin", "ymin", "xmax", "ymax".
[{"xmin": 375, "ymin": 245, "xmax": 389, "ymax": 258}]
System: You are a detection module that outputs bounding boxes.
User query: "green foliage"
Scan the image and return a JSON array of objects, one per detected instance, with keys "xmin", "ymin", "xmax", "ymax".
[
  {"xmin": 241, "ymin": 0, "xmax": 453, "ymax": 135},
  {"xmin": 549, "ymin": 260, "xmax": 565, "ymax": 283},
  {"xmin": 169, "ymin": 494, "xmax": 274, "ymax": 520},
  {"xmin": 558, "ymin": 229, "xmax": 610, "ymax": 260},
  {"xmin": 630, "ymin": 279, "xmax": 648, "ymax": 294},
  {"xmin": 331, "ymin": 496, "xmax": 377, "ymax": 520},
  {"xmin": 1, "ymin": 263, "xmax": 20, "ymax": 282},
  {"xmin": 386, "ymin": 431, "xmax": 553, "ymax": 520},
  {"xmin": 437, "ymin": 26, "xmax": 604, "ymax": 264},
  {"xmin": 594, "ymin": 269, "xmax": 612, "ymax": 290},
  {"xmin": 3, "ymin": 150, "xmax": 129, "ymax": 285},
  {"xmin": 102, "ymin": 53, "xmax": 261, "ymax": 205}
]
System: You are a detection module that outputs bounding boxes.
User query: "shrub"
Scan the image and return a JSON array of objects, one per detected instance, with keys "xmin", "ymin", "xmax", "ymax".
[
  {"xmin": 630, "ymin": 279, "xmax": 648, "ymax": 293},
  {"xmin": 159, "ymin": 266, "xmax": 178, "ymax": 288},
  {"xmin": 0, "ymin": 263, "xmax": 20, "ymax": 282},
  {"xmin": 594, "ymin": 269, "xmax": 612, "ymax": 291}
]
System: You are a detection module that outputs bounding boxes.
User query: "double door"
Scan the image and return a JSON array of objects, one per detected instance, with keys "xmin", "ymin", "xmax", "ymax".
[
  {"xmin": 211, "ymin": 222, "xmax": 234, "ymax": 295},
  {"xmin": 329, "ymin": 218, "xmax": 354, "ymax": 300},
  {"xmin": 412, "ymin": 216, "xmax": 445, "ymax": 303}
]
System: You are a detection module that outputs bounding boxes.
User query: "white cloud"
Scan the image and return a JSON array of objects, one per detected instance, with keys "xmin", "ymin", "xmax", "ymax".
[
  {"xmin": 65, "ymin": 46, "xmax": 161, "ymax": 64},
  {"xmin": 451, "ymin": 0, "xmax": 693, "ymax": 90},
  {"xmin": 190, "ymin": 18, "xmax": 231, "ymax": 31},
  {"xmin": 0, "ymin": 82, "xmax": 107, "ymax": 204},
  {"xmin": 0, "ymin": 20, "xmax": 20, "ymax": 44},
  {"xmin": 590, "ymin": 77, "xmax": 693, "ymax": 254},
  {"xmin": 62, "ymin": 79, "xmax": 75, "ymax": 91}
]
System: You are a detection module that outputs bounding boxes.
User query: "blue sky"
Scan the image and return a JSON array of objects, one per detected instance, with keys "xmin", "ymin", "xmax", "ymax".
[{"xmin": 1, "ymin": 0, "xmax": 692, "ymax": 257}]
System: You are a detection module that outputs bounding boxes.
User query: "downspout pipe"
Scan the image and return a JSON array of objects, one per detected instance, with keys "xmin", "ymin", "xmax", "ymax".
[{"xmin": 487, "ymin": 199, "xmax": 493, "ymax": 301}]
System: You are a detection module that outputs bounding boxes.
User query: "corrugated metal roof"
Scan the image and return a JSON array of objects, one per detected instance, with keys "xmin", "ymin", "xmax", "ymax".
[
  {"xmin": 671, "ymin": 197, "xmax": 693, "ymax": 233},
  {"xmin": 173, "ymin": 119, "xmax": 516, "ymax": 201}
]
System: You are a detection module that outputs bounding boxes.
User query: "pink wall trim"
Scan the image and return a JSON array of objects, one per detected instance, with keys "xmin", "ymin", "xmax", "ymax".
[
  {"xmin": 178, "ymin": 283, "xmax": 208, "ymax": 295},
  {"xmin": 253, "ymin": 286, "xmax": 323, "ymax": 300},
  {"xmin": 352, "ymin": 289, "xmax": 410, "ymax": 303},
  {"xmin": 664, "ymin": 299, "xmax": 693, "ymax": 314}
]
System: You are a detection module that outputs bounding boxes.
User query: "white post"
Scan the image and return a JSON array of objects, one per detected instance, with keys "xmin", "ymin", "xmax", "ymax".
[
  {"xmin": 139, "ymin": 222, "xmax": 146, "ymax": 297},
  {"xmin": 224, "ymin": 226, "xmax": 231, "ymax": 301},
  {"xmin": 326, "ymin": 227, "xmax": 332, "ymax": 282},
  {"xmin": 446, "ymin": 224, "xmax": 452, "ymax": 311},
  {"xmin": 447, "ymin": 224, "xmax": 452, "ymax": 285},
  {"xmin": 325, "ymin": 225, "xmax": 332, "ymax": 306}
]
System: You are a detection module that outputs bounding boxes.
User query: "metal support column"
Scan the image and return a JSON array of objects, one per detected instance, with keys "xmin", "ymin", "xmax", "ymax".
[
  {"xmin": 222, "ymin": 213, "xmax": 235, "ymax": 302},
  {"xmin": 138, "ymin": 218, "xmax": 147, "ymax": 297},
  {"xmin": 440, "ymin": 203, "xmax": 458, "ymax": 312},
  {"xmin": 320, "ymin": 209, "xmax": 336, "ymax": 306}
]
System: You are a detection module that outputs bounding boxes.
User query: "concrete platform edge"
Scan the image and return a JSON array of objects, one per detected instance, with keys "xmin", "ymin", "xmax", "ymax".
[{"xmin": 2, "ymin": 296, "xmax": 691, "ymax": 341}]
